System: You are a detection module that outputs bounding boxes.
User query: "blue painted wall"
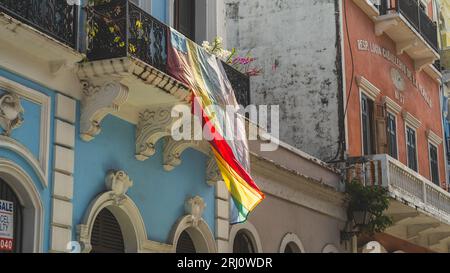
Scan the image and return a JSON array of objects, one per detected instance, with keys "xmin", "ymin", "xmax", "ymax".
[
  {"xmin": 73, "ymin": 113, "xmax": 215, "ymax": 244},
  {"xmin": 152, "ymin": 0, "xmax": 168, "ymax": 23},
  {"xmin": 0, "ymin": 68, "xmax": 56, "ymax": 253}
]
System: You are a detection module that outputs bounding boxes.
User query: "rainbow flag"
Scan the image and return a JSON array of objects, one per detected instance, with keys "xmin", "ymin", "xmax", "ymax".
[{"xmin": 167, "ymin": 29, "xmax": 265, "ymax": 224}]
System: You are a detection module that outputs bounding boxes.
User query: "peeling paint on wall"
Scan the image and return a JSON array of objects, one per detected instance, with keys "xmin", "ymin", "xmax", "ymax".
[{"xmin": 223, "ymin": 0, "xmax": 341, "ymax": 161}]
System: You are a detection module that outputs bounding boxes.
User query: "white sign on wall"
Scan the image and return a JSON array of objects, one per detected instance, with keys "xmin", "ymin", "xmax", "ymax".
[{"xmin": 0, "ymin": 200, "xmax": 14, "ymax": 251}]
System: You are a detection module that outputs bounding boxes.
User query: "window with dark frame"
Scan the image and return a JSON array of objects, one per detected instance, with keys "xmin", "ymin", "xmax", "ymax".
[
  {"xmin": 361, "ymin": 94, "xmax": 375, "ymax": 156},
  {"xmin": 91, "ymin": 208, "xmax": 125, "ymax": 253},
  {"xmin": 174, "ymin": 0, "xmax": 196, "ymax": 41},
  {"xmin": 176, "ymin": 230, "xmax": 197, "ymax": 253},
  {"xmin": 429, "ymin": 143, "xmax": 439, "ymax": 186},
  {"xmin": 0, "ymin": 179, "xmax": 23, "ymax": 253},
  {"xmin": 233, "ymin": 231, "xmax": 256, "ymax": 253},
  {"xmin": 387, "ymin": 112, "xmax": 398, "ymax": 159},
  {"xmin": 406, "ymin": 126, "xmax": 418, "ymax": 172}
]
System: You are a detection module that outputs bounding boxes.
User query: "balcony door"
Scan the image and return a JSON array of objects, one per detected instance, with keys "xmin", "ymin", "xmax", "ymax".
[{"xmin": 174, "ymin": 0, "xmax": 196, "ymax": 41}]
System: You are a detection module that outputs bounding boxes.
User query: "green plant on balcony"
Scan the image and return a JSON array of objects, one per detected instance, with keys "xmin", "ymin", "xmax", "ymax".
[
  {"xmin": 85, "ymin": 0, "xmax": 142, "ymax": 54},
  {"xmin": 344, "ymin": 179, "xmax": 393, "ymax": 238}
]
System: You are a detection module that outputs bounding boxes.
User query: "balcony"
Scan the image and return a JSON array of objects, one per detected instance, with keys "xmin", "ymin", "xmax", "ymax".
[
  {"xmin": 355, "ymin": 0, "xmax": 440, "ymax": 76},
  {"xmin": 347, "ymin": 155, "xmax": 450, "ymax": 252},
  {"xmin": 86, "ymin": 0, "xmax": 250, "ymax": 107},
  {"xmin": 0, "ymin": 0, "xmax": 78, "ymax": 48}
]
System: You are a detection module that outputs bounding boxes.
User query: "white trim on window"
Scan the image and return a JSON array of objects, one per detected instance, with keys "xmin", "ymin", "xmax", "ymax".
[
  {"xmin": 229, "ymin": 221, "xmax": 263, "ymax": 253},
  {"xmin": 169, "ymin": 196, "xmax": 216, "ymax": 253},
  {"xmin": 383, "ymin": 96, "xmax": 402, "ymax": 115},
  {"xmin": 402, "ymin": 111, "xmax": 422, "ymax": 130},
  {"xmin": 77, "ymin": 170, "xmax": 172, "ymax": 253},
  {"xmin": 279, "ymin": 233, "xmax": 305, "ymax": 253},
  {"xmin": 356, "ymin": 76, "xmax": 381, "ymax": 101},
  {"xmin": 386, "ymin": 111, "xmax": 399, "ymax": 159},
  {"xmin": 0, "ymin": 76, "xmax": 51, "ymax": 185},
  {"xmin": 428, "ymin": 141, "xmax": 440, "ymax": 185},
  {"xmin": 405, "ymin": 124, "xmax": 419, "ymax": 173},
  {"xmin": 426, "ymin": 129, "xmax": 443, "ymax": 147},
  {"xmin": 0, "ymin": 159, "xmax": 44, "ymax": 253}
]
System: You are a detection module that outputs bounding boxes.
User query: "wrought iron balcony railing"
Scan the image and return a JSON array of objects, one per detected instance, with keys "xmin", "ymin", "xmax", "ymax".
[
  {"xmin": 0, "ymin": 0, "xmax": 78, "ymax": 48},
  {"xmin": 86, "ymin": 0, "xmax": 250, "ymax": 107},
  {"xmin": 379, "ymin": 0, "xmax": 438, "ymax": 52}
]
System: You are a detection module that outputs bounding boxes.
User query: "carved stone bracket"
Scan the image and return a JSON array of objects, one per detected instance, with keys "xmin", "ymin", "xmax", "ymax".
[
  {"xmin": 80, "ymin": 80, "xmax": 129, "ymax": 141},
  {"xmin": 163, "ymin": 136, "xmax": 210, "ymax": 171},
  {"xmin": 135, "ymin": 106, "xmax": 178, "ymax": 161},
  {"xmin": 0, "ymin": 92, "xmax": 24, "ymax": 136},
  {"xmin": 206, "ymin": 155, "xmax": 222, "ymax": 186},
  {"xmin": 185, "ymin": 196, "xmax": 206, "ymax": 228}
]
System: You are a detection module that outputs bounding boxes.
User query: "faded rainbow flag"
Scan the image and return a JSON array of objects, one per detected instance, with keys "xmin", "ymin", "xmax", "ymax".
[{"xmin": 167, "ymin": 29, "xmax": 264, "ymax": 224}]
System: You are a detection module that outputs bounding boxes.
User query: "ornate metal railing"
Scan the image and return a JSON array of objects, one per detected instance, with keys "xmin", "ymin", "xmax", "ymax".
[
  {"xmin": 380, "ymin": 0, "xmax": 438, "ymax": 52},
  {"xmin": 347, "ymin": 155, "xmax": 450, "ymax": 222},
  {"xmin": 0, "ymin": 0, "xmax": 78, "ymax": 48},
  {"xmin": 86, "ymin": 0, "xmax": 250, "ymax": 106}
]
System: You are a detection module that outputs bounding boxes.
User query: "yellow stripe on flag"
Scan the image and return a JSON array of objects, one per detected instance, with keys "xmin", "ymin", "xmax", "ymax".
[{"xmin": 212, "ymin": 147, "xmax": 263, "ymax": 212}]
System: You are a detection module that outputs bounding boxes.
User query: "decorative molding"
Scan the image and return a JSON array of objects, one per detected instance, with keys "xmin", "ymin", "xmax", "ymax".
[
  {"xmin": 80, "ymin": 80, "xmax": 129, "ymax": 141},
  {"xmin": 185, "ymin": 196, "xmax": 206, "ymax": 228},
  {"xmin": 402, "ymin": 111, "xmax": 422, "ymax": 129},
  {"xmin": 105, "ymin": 170, "xmax": 134, "ymax": 206},
  {"xmin": 356, "ymin": 76, "xmax": 381, "ymax": 101},
  {"xmin": 228, "ymin": 222, "xmax": 263, "ymax": 253},
  {"xmin": 0, "ymin": 92, "xmax": 24, "ymax": 136},
  {"xmin": 0, "ymin": 135, "xmax": 47, "ymax": 187},
  {"xmin": 77, "ymin": 169, "xmax": 168, "ymax": 253},
  {"xmin": 426, "ymin": 129, "xmax": 443, "ymax": 146},
  {"xmin": 163, "ymin": 137, "xmax": 209, "ymax": 171},
  {"xmin": 0, "ymin": 76, "xmax": 51, "ymax": 180},
  {"xmin": 77, "ymin": 57, "xmax": 191, "ymax": 102},
  {"xmin": 135, "ymin": 106, "xmax": 176, "ymax": 161},
  {"xmin": 279, "ymin": 233, "xmax": 305, "ymax": 253},
  {"xmin": 383, "ymin": 96, "xmax": 402, "ymax": 115},
  {"xmin": 169, "ymin": 196, "xmax": 216, "ymax": 253},
  {"xmin": 207, "ymin": 156, "xmax": 222, "ymax": 186}
]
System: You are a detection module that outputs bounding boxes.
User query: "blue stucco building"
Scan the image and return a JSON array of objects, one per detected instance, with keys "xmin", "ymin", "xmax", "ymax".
[{"xmin": 0, "ymin": 0, "xmax": 223, "ymax": 253}]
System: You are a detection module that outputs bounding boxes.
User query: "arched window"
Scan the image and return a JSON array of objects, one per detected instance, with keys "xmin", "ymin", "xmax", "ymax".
[
  {"xmin": 233, "ymin": 230, "xmax": 256, "ymax": 253},
  {"xmin": 0, "ymin": 178, "xmax": 23, "ymax": 253},
  {"xmin": 279, "ymin": 233, "xmax": 305, "ymax": 253},
  {"xmin": 176, "ymin": 230, "xmax": 197, "ymax": 253},
  {"xmin": 229, "ymin": 222, "xmax": 262, "ymax": 253},
  {"xmin": 284, "ymin": 242, "xmax": 302, "ymax": 253},
  {"xmin": 169, "ymin": 196, "xmax": 216, "ymax": 253},
  {"xmin": 90, "ymin": 208, "xmax": 125, "ymax": 253}
]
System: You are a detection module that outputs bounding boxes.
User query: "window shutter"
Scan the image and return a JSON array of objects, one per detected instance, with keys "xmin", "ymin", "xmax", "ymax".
[
  {"xmin": 176, "ymin": 230, "xmax": 197, "ymax": 253},
  {"xmin": 374, "ymin": 102, "xmax": 388, "ymax": 154},
  {"xmin": 91, "ymin": 209, "xmax": 125, "ymax": 253}
]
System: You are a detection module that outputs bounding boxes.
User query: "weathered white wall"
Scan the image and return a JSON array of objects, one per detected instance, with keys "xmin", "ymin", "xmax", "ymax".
[{"xmin": 222, "ymin": 0, "xmax": 342, "ymax": 161}]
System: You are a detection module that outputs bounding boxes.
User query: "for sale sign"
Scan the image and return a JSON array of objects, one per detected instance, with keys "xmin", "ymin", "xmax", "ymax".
[{"xmin": 0, "ymin": 200, "xmax": 14, "ymax": 251}]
